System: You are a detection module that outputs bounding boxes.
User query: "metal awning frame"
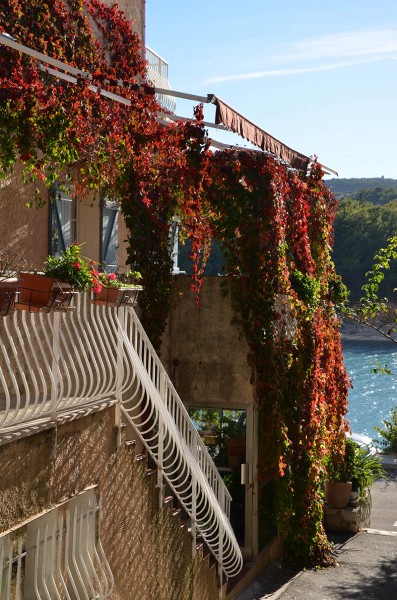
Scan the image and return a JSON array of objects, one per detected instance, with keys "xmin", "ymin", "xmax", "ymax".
[{"xmin": 0, "ymin": 32, "xmax": 337, "ymax": 175}]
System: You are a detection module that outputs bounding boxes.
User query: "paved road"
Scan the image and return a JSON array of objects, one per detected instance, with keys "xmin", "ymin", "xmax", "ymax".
[{"xmin": 235, "ymin": 473, "xmax": 397, "ymax": 600}]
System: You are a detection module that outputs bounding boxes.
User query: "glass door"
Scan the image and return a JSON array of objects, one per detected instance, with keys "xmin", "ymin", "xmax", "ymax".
[{"xmin": 189, "ymin": 407, "xmax": 247, "ymax": 546}]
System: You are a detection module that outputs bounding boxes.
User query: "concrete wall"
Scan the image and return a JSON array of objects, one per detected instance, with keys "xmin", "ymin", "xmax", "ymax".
[
  {"xmin": 113, "ymin": 0, "xmax": 146, "ymax": 41},
  {"xmin": 0, "ymin": 166, "xmax": 49, "ymax": 270},
  {"xmin": 0, "ymin": 406, "xmax": 219, "ymax": 600},
  {"xmin": 161, "ymin": 276, "xmax": 253, "ymax": 410}
]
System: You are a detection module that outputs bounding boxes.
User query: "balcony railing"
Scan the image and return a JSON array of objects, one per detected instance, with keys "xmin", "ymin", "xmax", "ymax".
[
  {"xmin": 0, "ymin": 294, "xmax": 243, "ymax": 579},
  {"xmin": 0, "ymin": 487, "xmax": 114, "ymax": 599},
  {"xmin": 146, "ymin": 46, "xmax": 177, "ymax": 113}
]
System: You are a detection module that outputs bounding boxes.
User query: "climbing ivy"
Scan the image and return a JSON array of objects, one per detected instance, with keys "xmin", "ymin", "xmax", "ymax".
[
  {"xmin": 0, "ymin": 0, "xmax": 350, "ymax": 566},
  {"xmin": 203, "ymin": 154, "xmax": 350, "ymax": 565},
  {"xmin": 0, "ymin": 0, "xmax": 213, "ymax": 346}
]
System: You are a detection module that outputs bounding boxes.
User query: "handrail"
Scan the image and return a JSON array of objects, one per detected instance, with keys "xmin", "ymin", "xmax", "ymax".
[{"xmin": 0, "ymin": 294, "xmax": 243, "ymax": 578}]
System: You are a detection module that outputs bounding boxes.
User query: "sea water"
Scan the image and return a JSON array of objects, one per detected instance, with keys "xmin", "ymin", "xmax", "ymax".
[{"xmin": 343, "ymin": 338, "xmax": 397, "ymax": 440}]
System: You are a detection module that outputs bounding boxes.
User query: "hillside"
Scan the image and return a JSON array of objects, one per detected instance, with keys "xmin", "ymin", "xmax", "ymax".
[
  {"xmin": 326, "ymin": 177, "xmax": 397, "ymax": 199},
  {"xmin": 328, "ymin": 178, "xmax": 397, "ymax": 302}
]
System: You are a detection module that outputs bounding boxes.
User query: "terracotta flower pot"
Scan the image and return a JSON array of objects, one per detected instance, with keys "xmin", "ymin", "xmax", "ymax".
[
  {"xmin": 15, "ymin": 272, "xmax": 56, "ymax": 312},
  {"xmin": 324, "ymin": 481, "xmax": 352, "ymax": 508},
  {"xmin": 91, "ymin": 286, "xmax": 141, "ymax": 307}
]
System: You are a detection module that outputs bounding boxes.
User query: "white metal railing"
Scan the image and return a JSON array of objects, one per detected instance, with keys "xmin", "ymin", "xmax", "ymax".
[
  {"xmin": 146, "ymin": 46, "xmax": 177, "ymax": 113},
  {"xmin": 0, "ymin": 487, "xmax": 113, "ymax": 599},
  {"xmin": 0, "ymin": 294, "xmax": 243, "ymax": 579}
]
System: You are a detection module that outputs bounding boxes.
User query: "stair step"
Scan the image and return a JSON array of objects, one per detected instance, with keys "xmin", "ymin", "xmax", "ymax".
[
  {"xmin": 146, "ymin": 468, "xmax": 157, "ymax": 477},
  {"xmin": 171, "ymin": 508, "xmax": 181, "ymax": 517},
  {"xmin": 125, "ymin": 440, "xmax": 136, "ymax": 448},
  {"xmin": 210, "ymin": 560, "xmax": 217, "ymax": 571},
  {"xmin": 134, "ymin": 453, "xmax": 147, "ymax": 463},
  {"xmin": 163, "ymin": 496, "xmax": 174, "ymax": 506}
]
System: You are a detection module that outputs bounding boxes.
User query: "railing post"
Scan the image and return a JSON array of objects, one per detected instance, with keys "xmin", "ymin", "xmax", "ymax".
[
  {"xmin": 115, "ymin": 309, "xmax": 125, "ymax": 448},
  {"xmin": 50, "ymin": 311, "xmax": 60, "ymax": 416},
  {"xmin": 191, "ymin": 475, "xmax": 197, "ymax": 558},
  {"xmin": 157, "ymin": 418, "xmax": 165, "ymax": 505},
  {"xmin": 218, "ymin": 520, "xmax": 224, "ymax": 595},
  {"xmin": 115, "ymin": 309, "xmax": 125, "ymax": 396},
  {"xmin": 157, "ymin": 371, "xmax": 167, "ymax": 505}
]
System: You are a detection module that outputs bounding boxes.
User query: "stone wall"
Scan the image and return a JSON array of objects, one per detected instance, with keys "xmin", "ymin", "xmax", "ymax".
[
  {"xmin": 324, "ymin": 492, "xmax": 371, "ymax": 534},
  {"xmin": 0, "ymin": 406, "xmax": 219, "ymax": 600}
]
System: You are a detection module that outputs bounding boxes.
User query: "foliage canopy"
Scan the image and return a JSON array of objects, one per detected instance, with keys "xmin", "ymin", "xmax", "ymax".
[{"xmin": 0, "ymin": 0, "xmax": 350, "ymax": 566}]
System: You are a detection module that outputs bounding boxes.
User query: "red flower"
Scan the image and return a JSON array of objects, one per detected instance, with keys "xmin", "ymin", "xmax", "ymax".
[
  {"xmin": 92, "ymin": 282, "xmax": 102, "ymax": 294},
  {"xmin": 72, "ymin": 261, "xmax": 81, "ymax": 270}
]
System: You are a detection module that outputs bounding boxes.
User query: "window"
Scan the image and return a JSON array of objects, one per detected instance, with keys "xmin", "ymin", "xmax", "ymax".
[
  {"xmin": 101, "ymin": 200, "xmax": 119, "ymax": 272},
  {"xmin": 49, "ymin": 184, "xmax": 76, "ymax": 257}
]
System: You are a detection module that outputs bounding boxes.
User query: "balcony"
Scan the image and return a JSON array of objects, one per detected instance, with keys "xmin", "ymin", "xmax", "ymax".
[{"xmin": 146, "ymin": 46, "xmax": 177, "ymax": 113}]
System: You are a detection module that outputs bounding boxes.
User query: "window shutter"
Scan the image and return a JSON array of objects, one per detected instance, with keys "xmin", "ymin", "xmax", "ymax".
[
  {"xmin": 170, "ymin": 218, "xmax": 181, "ymax": 274},
  {"xmin": 49, "ymin": 184, "xmax": 73, "ymax": 257},
  {"xmin": 101, "ymin": 200, "xmax": 119, "ymax": 272}
]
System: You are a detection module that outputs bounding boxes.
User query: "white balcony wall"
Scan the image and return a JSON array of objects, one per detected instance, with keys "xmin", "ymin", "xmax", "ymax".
[{"xmin": 146, "ymin": 47, "xmax": 177, "ymax": 113}]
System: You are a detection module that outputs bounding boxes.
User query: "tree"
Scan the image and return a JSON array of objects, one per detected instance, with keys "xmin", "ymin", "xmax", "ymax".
[{"xmin": 333, "ymin": 199, "xmax": 397, "ymax": 299}]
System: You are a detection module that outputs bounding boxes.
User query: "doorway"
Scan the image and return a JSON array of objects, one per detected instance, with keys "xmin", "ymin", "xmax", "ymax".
[{"xmin": 189, "ymin": 407, "xmax": 247, "ymax": 546}]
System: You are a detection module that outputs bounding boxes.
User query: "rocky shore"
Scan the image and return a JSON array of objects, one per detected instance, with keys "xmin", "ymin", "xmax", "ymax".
[{"xmin": 341, "ymin": 318, "xmax": 397, "ymax": 343}]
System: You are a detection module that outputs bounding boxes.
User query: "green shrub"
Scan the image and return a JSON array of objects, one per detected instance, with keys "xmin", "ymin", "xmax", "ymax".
[
  {"xmin": 325, "ymin": 438, "xmax": 385, "ymax": 501},
  {"xmin": 374, "ymin": 408, "xmax": 397, "ymax": 453}
]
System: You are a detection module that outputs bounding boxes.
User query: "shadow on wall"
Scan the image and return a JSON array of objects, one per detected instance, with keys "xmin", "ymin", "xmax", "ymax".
[{"xmin": 0, "ymin": 407, "xmax": 220, "ymax": 600}]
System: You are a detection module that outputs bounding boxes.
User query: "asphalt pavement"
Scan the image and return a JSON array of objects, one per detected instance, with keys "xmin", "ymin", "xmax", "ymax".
[{"xmin": 235, "ymin": 468, "xmax": 397, "ymax": 600}]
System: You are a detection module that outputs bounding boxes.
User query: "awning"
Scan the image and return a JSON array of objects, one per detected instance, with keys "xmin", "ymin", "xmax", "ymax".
[
  {"xmin": 0, "ymin": 33, "xmax": 336, "ymax": 175},
  {"xmin": 213, "ymin": 97, "xmax": 310, "ymax": 172}
]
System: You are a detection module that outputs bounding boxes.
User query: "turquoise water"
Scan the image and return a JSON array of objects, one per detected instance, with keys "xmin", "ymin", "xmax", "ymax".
[{"xmin": 343, "ymin": 338, "xmax": 397, "ymax": 439}]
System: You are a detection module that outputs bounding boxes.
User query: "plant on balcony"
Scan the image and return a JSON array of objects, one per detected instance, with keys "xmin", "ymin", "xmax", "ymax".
[
  {"xmin": 16, "ymin": 243, "xmax": 96, "ymax": 311},
  {"xmin": 43, "ymin": 243, "xmax": 95, "ymax": 291},
  {"xmin": 118, "ymin": 270, "xmax": 143, "ymax": 288},
  {"xmin": 90, "ymin": 269, "xmax": 143, "ymax": 307}
]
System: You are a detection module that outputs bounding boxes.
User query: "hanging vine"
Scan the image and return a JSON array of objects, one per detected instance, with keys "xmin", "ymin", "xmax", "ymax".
[
  {"xmin": 0, "ymin": 0, "xmax": 350, "ymax": 566},
  {"xmin": 203, "ymin": 153, "xmax": 350, "ymax": 565},
  {"xmin": 0, "ymin": 0, "xmax": 213, "ymax": 348}
]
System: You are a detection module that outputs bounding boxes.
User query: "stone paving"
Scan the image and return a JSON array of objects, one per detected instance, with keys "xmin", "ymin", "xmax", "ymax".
[{"xmin": 235, "ymin": 469, "xmax": 397, "ymax": 600}]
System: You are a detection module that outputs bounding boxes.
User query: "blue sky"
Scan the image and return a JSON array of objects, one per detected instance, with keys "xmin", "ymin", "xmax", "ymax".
[{"xmin": 146, "ymin": 0, "xmax": 397, "ymax": 179}]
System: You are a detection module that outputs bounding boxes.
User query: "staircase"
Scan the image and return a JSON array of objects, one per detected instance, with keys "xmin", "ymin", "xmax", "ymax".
[{"xmin": 0, "ymin": 294, "xmax": 243, "ymax": 582}]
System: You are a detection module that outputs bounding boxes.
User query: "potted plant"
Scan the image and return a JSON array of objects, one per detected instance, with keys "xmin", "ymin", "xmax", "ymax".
[
  {"xmin": 324, "ymin": 439, "xmax": 356, "ymax": 508},
  {"xmin": 324, "ymin": 438, "xmax": 385, "ymax": 509},
  {"xmin": 16, "ymin": 243, "xmax": 95, "ymax": 312},
  {"xmin": 350, "ymin": 444, "xmax": 385, "ymax": 507},
  {"xmin": 91, "ymin": 269, "xmax": 142, "ymax": 307}
]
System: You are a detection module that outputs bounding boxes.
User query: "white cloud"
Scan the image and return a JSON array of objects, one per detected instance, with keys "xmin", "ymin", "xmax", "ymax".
[
  {"xmin": 206, "ymin": 29, "xmax": 397, "ymax": 83},
  {"xmin": 207, "ymin": 56, "xmax": 389, "ymax": 83},
  {"xmin": 283, "ymin": 29, "xmax": 397, "ymax": 62}
]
